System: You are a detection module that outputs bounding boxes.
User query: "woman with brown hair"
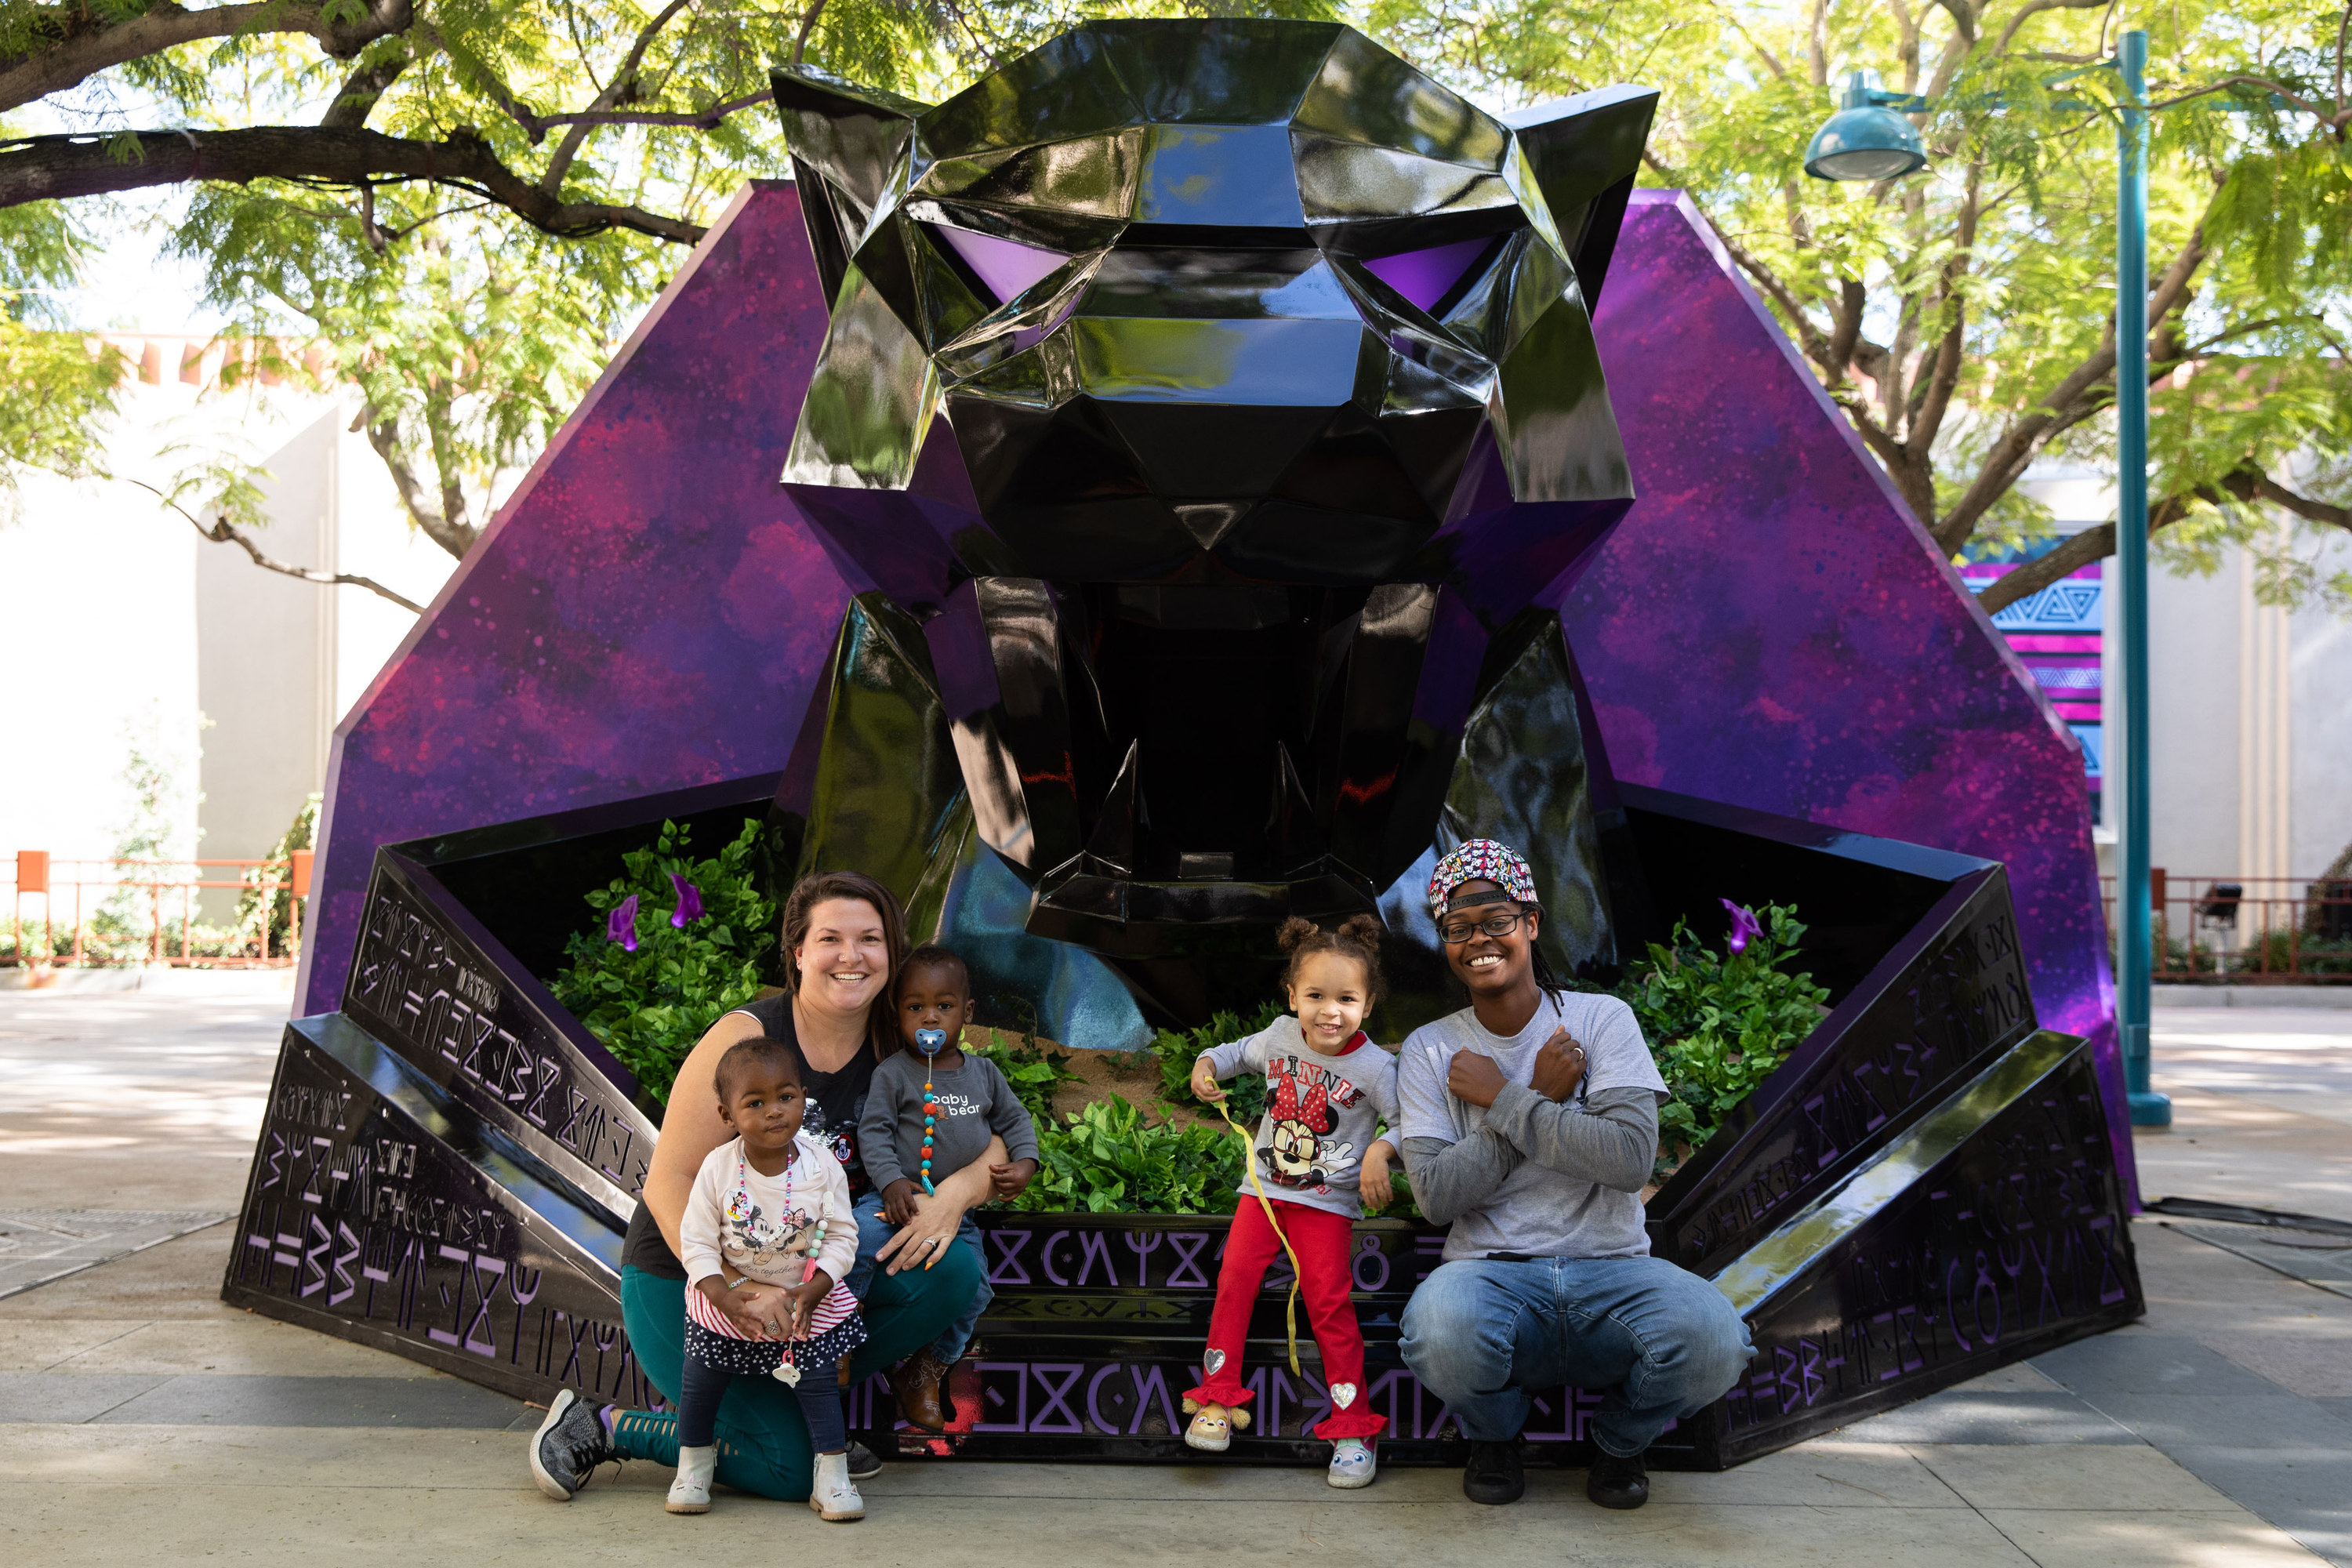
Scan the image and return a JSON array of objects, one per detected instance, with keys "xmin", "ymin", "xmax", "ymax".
[{"xmin": 527, "ymin": 870, "xmax": 1002, "ymax": 1510}]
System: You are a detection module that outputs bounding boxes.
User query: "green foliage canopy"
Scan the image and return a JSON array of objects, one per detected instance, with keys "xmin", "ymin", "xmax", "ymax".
[
  {"xmin": 1370, "ymin": 0, "xmax": 2352, "ymax": 609},
  {"xmin": 0, "ymin": 0, "xmax": 1335, "ymax": 563}
]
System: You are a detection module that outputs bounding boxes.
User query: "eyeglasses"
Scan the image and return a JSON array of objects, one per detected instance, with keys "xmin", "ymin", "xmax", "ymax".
[{"xmin": 1439, "ymin": 909, "xmax": 1526, "ymax": 945}]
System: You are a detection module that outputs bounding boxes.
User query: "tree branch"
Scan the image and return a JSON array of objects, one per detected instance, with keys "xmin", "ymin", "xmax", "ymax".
[
  {"xmin": 0, "ymin": 125, "xmax": 704, "ymax": 244},
  {"xmin": 1908, "ymin": 163, "xmax": 1981, "ymax": 452},
  {"xmin": 1826, "ymin": 277, "xmax": 1866, "ymax": 376},
  {"xmin": 1934, "ymin": 213, "xmax": 2210, "ymax": 553},
  {"xmin": 359, "ymin": 408, "xmax": 478, "ymax": 559},
  {"xmin": 1990, "ymin": 0, "xmax": 2111, "ymax": 60},
  {"xmin": 1971, "ymin": 466, "xmax": 2350, "ymax": 614},
  {"xmin": 2336, "ymin": 0, "xmax": 2349, "ymax": 119},
  {"xmin": 409, "ymin": 19, "xmax": 546, "ymax": 145},
  {"xmin": 2253, "ymin": 473, "xmax": 2352, "ymax": 533},
  {"xmin": 0, "ymin": 0, "xmax": 415, "ymax": 115},
  {"xmin": 1973, "ymin": 521, "xmax": 2114, "ymax": 614},
  {"xmin": 525, "ymin": 91, "xmax": 772, "ymax": 133},
  {"xmin": 539, "ymin": 0, "xmax": 693, "ymax": 195},
  {"xmin": 2143, "ymin": 72, "xmax": 2352, "ymax": 133},
  {"xmin": 792, "ymin": 0, "xmax": 832, "ymax": 66},
  {"xmin": 122, "ymin": 477, "xmax": 424, "ymax": 614},
  {"xmin": 321, "ymin": 51, "xmax": 410, "ymax": 132}
]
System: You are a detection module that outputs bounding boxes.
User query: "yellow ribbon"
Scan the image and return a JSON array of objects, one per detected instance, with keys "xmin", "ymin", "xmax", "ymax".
[{"xmin": 1208, "ymin": 1094, "xmax": 1302, "ymax": 1376}]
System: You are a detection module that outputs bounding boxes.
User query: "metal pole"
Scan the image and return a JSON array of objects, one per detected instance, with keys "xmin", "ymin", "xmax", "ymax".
[{"xmin": 2116, "ymin": 28, "xmax": 2171, "ymax": 1126}]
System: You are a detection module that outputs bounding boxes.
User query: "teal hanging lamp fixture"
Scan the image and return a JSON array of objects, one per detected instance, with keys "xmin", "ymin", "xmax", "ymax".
[{"xmin": 1804, "ymin": 71, "xmax": 1929, "ymax": 181}]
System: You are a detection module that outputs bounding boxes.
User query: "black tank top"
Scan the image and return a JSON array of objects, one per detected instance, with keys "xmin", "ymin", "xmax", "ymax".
[{"xmin": 618, "ymin": 993, "xmax": 880, "ymax": 1278}]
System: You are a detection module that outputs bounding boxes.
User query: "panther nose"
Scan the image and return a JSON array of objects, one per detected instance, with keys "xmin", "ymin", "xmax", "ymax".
[{"xmin": 1071, "ymin": 314, "xmax": 1362, "ymax": 407}]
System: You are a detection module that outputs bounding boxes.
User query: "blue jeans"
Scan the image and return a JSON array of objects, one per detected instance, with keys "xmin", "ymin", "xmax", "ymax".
[
  {"xmin": 1400, "ymin": 1254, "xmax": 1754, "ymax": 1458},
  {"xmin": 850, "ymin": 1192, "xmax": 991, "ymax": 1363}
]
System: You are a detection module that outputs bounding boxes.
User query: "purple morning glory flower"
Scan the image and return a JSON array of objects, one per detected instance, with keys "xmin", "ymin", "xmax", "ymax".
[
  {"xmin": 670, "ymin": 873, "xmax": 704, "ymax": 927},
  {"xmin": 607, "ymin": 893, "xmax": 640, "ymax": 952},
  {"xmin": 1721, "ymin": 898, "xmax": 1762, "ymax": 955}
]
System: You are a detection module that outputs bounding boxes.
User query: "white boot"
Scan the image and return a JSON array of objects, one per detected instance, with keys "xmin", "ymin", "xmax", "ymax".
[
  {"xmin": 666, "ymin": 1444, "xmax": 717, "ymax": 1514},
  {"xmin": 808, "ymin": 1449, "xmax": 865, "ymax": 1522}
]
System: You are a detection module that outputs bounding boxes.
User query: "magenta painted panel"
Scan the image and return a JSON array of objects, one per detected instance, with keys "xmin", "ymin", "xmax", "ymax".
[
  {"xmin": 1560, "ymin": 191, "xmax": 2128, "ymax": 1192},
  {"xmin": 299, "ymin": 182, "xmax": 847, "ymax": 1014},
  {"xmin": 298, "ymin": 180, "xmax": 2128, "ymax": 1196}
]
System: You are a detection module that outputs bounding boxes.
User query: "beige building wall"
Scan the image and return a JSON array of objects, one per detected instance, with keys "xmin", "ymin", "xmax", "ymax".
[
  {"xmin": 0, "ymin": 338, "xmax": 456, "ymax": 926},
  {"xmin": 2110, "ymin": 514, "xmax": 2352, "ymax": 900},
  {"xmin": 2015, "ymin": 463, "xmax": 2352, "ymax": 906}
]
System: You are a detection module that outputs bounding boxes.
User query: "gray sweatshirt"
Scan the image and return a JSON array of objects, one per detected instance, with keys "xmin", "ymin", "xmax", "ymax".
[
  {"xmin": 1396, "ymin": 992, "xmax": 1665, "ymax": 1262},
  {"xmin": 858, "ymin": 1051, "xmax": 1039, "ymax": 1193},
  {"xmin": 1199, "ymin": 1015, "xmax": 1401, "ymax": 1219}
]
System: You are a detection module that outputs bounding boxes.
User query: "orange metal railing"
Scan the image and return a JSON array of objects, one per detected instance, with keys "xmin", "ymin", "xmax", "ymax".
[
  {"xmin": 5, "ymin": 848, "xmax": 312, "ymax": 968},
  {"xmin": 2101, "ymin": 871, "xmax": 2352, "ymax": 983}
]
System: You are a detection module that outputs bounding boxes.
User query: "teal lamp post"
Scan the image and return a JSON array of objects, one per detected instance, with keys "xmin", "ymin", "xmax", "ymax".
[{"xmin": 1803, "ymin": 35, "xmax": 2172, "ymax": 1127}]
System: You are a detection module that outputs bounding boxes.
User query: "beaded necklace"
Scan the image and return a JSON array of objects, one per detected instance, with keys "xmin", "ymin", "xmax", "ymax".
[
  {"xmin": 915, "ymin": 1027, "xmax": 946, "ymax": 1193},
  {"xmin": 725, "ymin": 1138, "xmax": 829, "ymax": 1386}
]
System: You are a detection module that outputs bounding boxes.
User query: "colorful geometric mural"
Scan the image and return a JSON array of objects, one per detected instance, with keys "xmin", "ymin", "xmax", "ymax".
[{"xmin": 1960, "ymin": 548, "xmax": 2104, "ymax": 808}]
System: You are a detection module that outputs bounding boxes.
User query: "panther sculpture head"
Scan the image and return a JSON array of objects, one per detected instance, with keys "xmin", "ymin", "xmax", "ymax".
[
  {"xmin": 773, "ymin": 21, "xmax": 1654, "ymax": 604},
  {"xmin": 770, "ymin": 23, "xmax": 1654, "ymax": 991}
]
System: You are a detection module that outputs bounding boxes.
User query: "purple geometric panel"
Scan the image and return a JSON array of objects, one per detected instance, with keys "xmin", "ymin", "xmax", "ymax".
[
  {"xmin": 932, "ymin": 223, "xmax": 1071, "ymax": 304},
  {"xmin": 297, "ymin": 181, "xmax": 2129, "ymax": 1198},
  {"xmin": 298, "ymin": 181, "xmax": 846, "ymax": 1014},
  {"xmin": 1364, "ymin": 235, "xmax": 1492, "ymax": 313},
  {"xmin": 1561, "ymin": 191, "xmax": 2130, "ymax": 1195}
]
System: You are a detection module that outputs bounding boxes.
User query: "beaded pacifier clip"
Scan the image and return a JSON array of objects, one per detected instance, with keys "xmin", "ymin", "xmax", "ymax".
[{"xmin": 915, "ymin": 1026, "xmax": 946, "ymax": 1193}]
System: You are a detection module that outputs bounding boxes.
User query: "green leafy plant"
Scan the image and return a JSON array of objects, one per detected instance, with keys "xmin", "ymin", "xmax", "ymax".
[
  {"xmin": 546, "ymin": 819, "xmax": 778, "ymax": 1102},
  {"xmin": 1148, "ymin": 1000, "xmax": 1287, "ymax": 1125},
  {"xmin": 1625, "ymin": 903, "xmax": 1831, "ymax": 1181},
  {"xmin": 235, "ymin": 793, "xmax": 319, "ymax": 958},
  {"xmin": 969, "ymin": 1023, "xmax": 1087, "ymax": 1125},
  {"xmin": 1010, "ymin": 1094, "xmax": 1248, "ymax": 1217}
]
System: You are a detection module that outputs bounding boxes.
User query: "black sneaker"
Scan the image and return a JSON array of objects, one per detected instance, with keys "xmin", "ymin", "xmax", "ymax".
[
  {"xmin": 528, "ymin": 1388, "xmax": 617, "ymax": 1501},
  {"xmin": 1586, "ymin": 1448, "xmax": 1650, "ymax": 1510},
  {"xmin": 845, "ymin": 1437, "xmax": 883, "ymax": 1479},
  {"xmin": 1462, "ymin": 1438, "xmax": 1525, "ymax": 1505}
]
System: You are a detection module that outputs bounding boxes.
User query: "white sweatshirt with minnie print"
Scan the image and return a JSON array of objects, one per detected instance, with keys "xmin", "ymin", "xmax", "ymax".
[
  {"xmin": 1198, "ymin": 1015, "xmax": 1401, "ymax": 1219},
  {"xmin": 679, "ymin": 1131, "xmax": 858, "ymax": 1291}
]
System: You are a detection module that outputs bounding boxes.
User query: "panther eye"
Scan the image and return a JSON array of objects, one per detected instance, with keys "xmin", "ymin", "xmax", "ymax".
[
  {"xmin": 1363, "ymin": 236, "xmax": 1495, "ymax": 314},
  {"xmin": 928, "ymin": 223, "xmax": 1072, "ymax": 307}
]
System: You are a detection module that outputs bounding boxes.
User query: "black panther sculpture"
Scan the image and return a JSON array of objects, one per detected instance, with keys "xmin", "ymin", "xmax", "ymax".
[
  {"xmin": 771, "ymin": 20, "xmax": 1655, "ymax": 1024},
  {"xmin": 223, "ymin": 21, "xmax": 2143, "ymax": 1456}
]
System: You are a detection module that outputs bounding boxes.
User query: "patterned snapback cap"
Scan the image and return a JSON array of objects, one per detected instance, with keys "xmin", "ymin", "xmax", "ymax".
[{"xmin": 1427, "ymin": 838, "xmax": 1539, "ymax": 916}]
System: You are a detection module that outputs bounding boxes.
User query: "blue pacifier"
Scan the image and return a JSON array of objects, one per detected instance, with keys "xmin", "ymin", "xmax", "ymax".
[{"xmin": 916, "ymin": 1027, "xmax": 947, "ymax": 1056}]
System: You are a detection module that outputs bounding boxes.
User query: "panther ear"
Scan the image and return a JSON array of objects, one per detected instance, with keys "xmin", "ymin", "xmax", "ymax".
[
  {"xmin": 1503, "ymin": 85, "xmax": 1658, "ymax": 309},
  {"xmin": 771, "ymin": 66, "xmax": 934, "ymax": 305}
]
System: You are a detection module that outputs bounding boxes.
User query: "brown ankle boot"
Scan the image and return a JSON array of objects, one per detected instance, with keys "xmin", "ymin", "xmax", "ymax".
[{"xmin": 888, "ymin": 1350, "xmax": 954, "ymax": 1431}]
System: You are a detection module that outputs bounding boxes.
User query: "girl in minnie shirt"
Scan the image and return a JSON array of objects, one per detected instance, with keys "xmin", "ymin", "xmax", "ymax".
[{"xmin": 1184, "ymin": 913, "xmax": 1400, "ymax": 1489}]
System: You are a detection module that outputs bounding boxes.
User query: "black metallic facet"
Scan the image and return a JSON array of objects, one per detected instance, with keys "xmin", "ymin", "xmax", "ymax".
[
  {"xmin": 773, "ymin": 22, "xmax": 1655, "ymax": 971},
  {"xmin": 223, "ymin": 1014, "xmax": 652, "ymax": 1410}
]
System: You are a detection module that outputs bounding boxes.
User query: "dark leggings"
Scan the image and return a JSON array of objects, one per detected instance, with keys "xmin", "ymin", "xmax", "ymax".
[
  {"xmin": 679, "ymin": 1354, "xmax": 845, "ymax": 1453},
  {"xmin": 613, "ymin": 1249, "xmax": 983, "ymax": 1500}
]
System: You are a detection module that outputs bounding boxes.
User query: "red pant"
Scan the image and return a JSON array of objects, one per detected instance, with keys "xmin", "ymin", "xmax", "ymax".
[{"xmin": 1184, "ymin": 1197, "xmax": 1386, "ymax": 1441}]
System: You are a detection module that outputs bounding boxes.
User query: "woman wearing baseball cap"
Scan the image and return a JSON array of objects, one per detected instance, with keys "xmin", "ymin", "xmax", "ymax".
[{"xmin": 1396, "ymin": 838, "xmax": 1753, "ymax": 1512}]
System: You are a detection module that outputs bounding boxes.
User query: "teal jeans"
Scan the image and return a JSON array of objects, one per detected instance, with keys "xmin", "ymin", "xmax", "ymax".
[{"xmin": 612, "ymin": 1241, "xmax": 984, "ymax": 1499}]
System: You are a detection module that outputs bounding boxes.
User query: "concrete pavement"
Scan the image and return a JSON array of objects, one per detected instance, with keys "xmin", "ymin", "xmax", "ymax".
[{"xmin": 2, "ymin": 980, "xmax": 2347, "ymax": 1566}]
